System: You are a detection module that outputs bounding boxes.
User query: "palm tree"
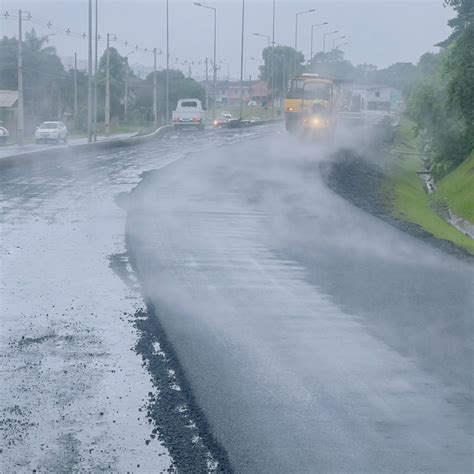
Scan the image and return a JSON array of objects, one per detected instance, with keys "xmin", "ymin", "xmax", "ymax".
[{"xmin": 24, "ymin": 29, "xmax": 56, "ymax": 56}]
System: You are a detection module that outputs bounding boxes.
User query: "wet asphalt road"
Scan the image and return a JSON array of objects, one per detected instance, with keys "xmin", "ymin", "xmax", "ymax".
[
  {"xmin": 1, "ymin": 125, "xmax": 473, "ymax": 472},
  {"xmin": 0, "ymin": 126, "xmax": 269, "ymax": 471},
  {"xmin": 127, "ymin": 133, "xmax": 473, "ymax": 472}
]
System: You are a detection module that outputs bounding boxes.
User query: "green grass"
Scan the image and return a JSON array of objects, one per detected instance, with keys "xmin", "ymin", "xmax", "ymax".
[
  {"xmin": 436, "ymin": 151, "xmax": 474, "ymax": 223},
  {"xmin": 385, "ymin": 119, "xmax": 474, "ymax": 255}
]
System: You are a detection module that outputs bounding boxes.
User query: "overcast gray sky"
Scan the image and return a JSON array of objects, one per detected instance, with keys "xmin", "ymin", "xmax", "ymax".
[{"xmin": 1, "ymin": 1, "xmax": 453, "ymax": 78}]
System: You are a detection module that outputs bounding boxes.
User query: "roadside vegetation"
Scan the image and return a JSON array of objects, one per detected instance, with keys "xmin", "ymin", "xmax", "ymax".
[
  {"xmin": 385, "ymin": 120, "xmax": 474, "ymax": 255},
  {"xmin": 383, "ymin": 0, "xmax": 473, "ymax": 254},
  {"xmin": 0, "ymin": 30, "xmax": 205, "ymax": 138},
  {"xmin": 436, "ymin": 152, "xmax": 474, "ymax": 222}
]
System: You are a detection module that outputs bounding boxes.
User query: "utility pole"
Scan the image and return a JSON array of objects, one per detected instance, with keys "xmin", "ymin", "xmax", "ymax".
[
  {"xmin": 213, "ymin": 8, "xmax": 217, "ymax": 120},
  {"xmin": 17, "ymin": 10, "xmax": 24, "ymax": 146},
  {"xmin": 205, "ymin": 58, "xmax": 209, "ymax": 111},
  {"xmin": 74, "ymin": 52, "xmax": 78, "ymax": 117},
  {"xmin": 88, "ymin": 0, "xmax": 93, "ymax": 143},
  {"xmin": 124, "ymin": 50, "xmax": 136, "ymax": 124},
  {"xmin": 153, "ymin": 48, "xmax": 158, "ymax": 128},
  {"xmin": 105, "ymin": 33, "xmax": 110, "ymax": 135},
  {"xmin": 271, "ymin": 0, "xmax": 275, "ymax": 118},
  {"xmin": 282, "ymin": 56, "xmax": 286, "ymax": 112},
  {"xmin": 125, "ymin": 70, "xmax": 129, "ymax": 122},
  {"xmin": 239, "ymin": 0, "xmax": 245, "ymax": 121},
  {"xmin": 93, "ymin": 0, "xmax": 98, "ymax": 142},
  {"xmin": 166, "ymin": 0, "xmax": 170, "ymax": 122}
]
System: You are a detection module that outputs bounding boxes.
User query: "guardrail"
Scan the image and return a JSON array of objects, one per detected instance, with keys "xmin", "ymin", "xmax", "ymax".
[{"xmin": 0, "ymin": 125, "xmax": 173, "ymax": 168}]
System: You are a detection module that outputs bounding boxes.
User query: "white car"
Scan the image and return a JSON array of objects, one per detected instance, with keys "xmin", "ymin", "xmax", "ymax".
[
  {"xmin": 172, "ymin": 99, "xmax": 205, "ymax": 130},
  {"xmin": 0, "ymin": 125, "xmax": 9, "ymax": 145},
  {"xmin": 35, "ymin": 121, "xmax": 68, "ymax": 144}
]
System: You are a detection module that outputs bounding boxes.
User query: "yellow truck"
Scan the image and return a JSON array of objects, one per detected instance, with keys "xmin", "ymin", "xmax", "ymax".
[{"xmin": 284, "ymin": 74, "xmax": 340, "ymax": 139}]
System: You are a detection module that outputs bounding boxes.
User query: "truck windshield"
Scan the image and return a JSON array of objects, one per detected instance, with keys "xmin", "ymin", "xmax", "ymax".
[
  {"xmin": 287, "ymin": 81, "xmax": 331, "ymax": 101},
  {"xmin": 181, "ymin": 101, "xmax": 197, "ymax": 107}
]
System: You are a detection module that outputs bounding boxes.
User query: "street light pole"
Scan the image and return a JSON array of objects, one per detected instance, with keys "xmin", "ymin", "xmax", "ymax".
[
  {"xmin": 272, "ymin": 0, "xmax": 275, "ymax": 116},
  {"xmin": 166, "ymin": 0, "xmax": 170, "ymax": 122},
  {"xmin": 310, "ymin": 22, "xmax": 328, "ymax": 61},
  {"xmin": 294, "ymin": 9, "xmax": 315, "ymax": 77},
  {"xmin": 213, "ymin": 7, "xmax": 217, "ymax": 120},
  {"xmin": 254, "ymin": 30, "xmax": 274, "ymax": 115},
  {"xmin": 105, "ymin": 33, "xmax": 110, "ymax": 135},
  {"xmin": 153, "ymin": 48, "xmax": 158, "ymax": 128},
  {"xmin": 87, "ymin": 0, "xmax": 93, "ymax": 143},
  {"xmin": 205, "ymin": 58, "xmax": 209, "ymax": 111},
  {"xmin": 323, "ymin": 30, "xmax": 339, "ymax": 54},
  {"xmin": 332, "ymin": 35, "xmax": 346, "ymax": 51},
  {"xmin": 253, "ymin": 32, "xmax": 270, "ymax": 47},
  {"xmin": 239, "ymin": 0, "xmax": 245, "ymax": 120},
  {"xmin": 93, "ymin": 0, "xmax": 98, "ymax": 142},
  {"xmin": 74, "ymin": 52, "xmax": 78, "ymax": 117},
  {"xmin": 194, "ymin": 3, "xmax": 217, "ymax": 120},
  {"xmin": 17, "ymin": 9, "xmax": 24, "ymax": 146}
]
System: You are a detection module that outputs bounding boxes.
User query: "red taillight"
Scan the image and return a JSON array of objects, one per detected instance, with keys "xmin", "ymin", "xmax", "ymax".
[{"xmin": 192, "ymin": 117, "xmax": 199, "ymax": 122}]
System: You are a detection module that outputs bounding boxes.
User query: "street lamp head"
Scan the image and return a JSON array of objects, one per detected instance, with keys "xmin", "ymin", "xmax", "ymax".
[
  {"xmin": 297, "ymin": 9, "xmax": 316, "ymax": 16},
  {"xmin": 194, "ymin": 2, "xmax": 202, "ymax": 5},
  {"xmin": 322, "ymin": 22, "xmax": 329, "ymax": 25},
  {"xmin": 333, "ymin": 30, "xmax": 339, "ymax": 33}
]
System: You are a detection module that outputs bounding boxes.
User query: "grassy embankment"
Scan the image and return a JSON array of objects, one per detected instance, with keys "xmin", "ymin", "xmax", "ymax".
[
  {"xmin": 384, "ymin": 118, "xmax": 474, "ymax": 255},
  {"xmin": 437, "ymin": 151, "xmax": 474, "ymax": 223}
]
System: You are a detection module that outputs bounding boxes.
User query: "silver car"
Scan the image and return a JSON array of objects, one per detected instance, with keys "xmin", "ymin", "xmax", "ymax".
[
  {"xmin": 0, "ymin": 125, "xmax": 9, "ymax": 145},
  {"xmin": 35, "ymin": 121, "xmax": 68, "ymax": 144}
]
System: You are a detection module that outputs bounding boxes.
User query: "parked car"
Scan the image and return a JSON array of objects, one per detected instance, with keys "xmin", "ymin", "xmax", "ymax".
[
  {"xmin": 0, "ymin": 125, "xmax": 9, "ymax": 145},
  {"xmin": 213, "ymin": 112, "xmax": 233, "ymax": 128},
  {"xmin": 172, "ymin": 99, "xmax": 205, "ymax": 130},
  {"xmin": 35, "ymin": 121, "xmax": 68, "ymax": 144}
]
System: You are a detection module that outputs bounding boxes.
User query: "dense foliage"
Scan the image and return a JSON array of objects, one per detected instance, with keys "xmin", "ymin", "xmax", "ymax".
[{"xmin": 408, "ymin": 21, "xmax": 473, "ymax": 178}]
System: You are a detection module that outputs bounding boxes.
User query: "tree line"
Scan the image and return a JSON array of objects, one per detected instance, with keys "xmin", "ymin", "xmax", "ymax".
[
  {"xmin": 409, "ymin": 0, "xmax": 473, "ymax": 177},
  {"xmin": 0, "ymin": 30, "xmax": 205, "ymax": 135}
]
